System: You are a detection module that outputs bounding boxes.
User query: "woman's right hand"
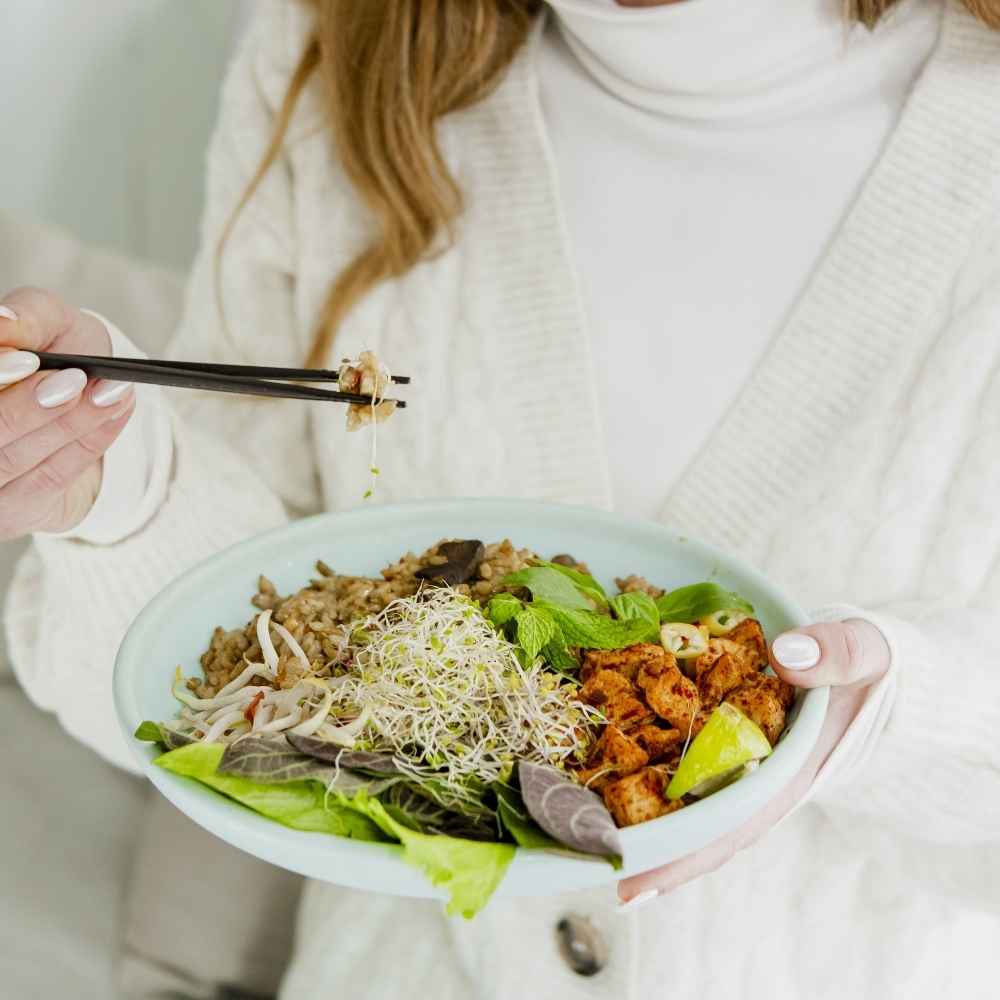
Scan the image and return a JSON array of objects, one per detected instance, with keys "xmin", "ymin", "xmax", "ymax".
[{"xmin": 0, "ymin": 288, "xmax": 136, "ymax": 540}]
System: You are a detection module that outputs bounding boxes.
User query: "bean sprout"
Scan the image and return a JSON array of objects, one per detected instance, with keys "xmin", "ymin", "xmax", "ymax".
[
  {"xmin": 256, "ymin": 610, "xmax": 279, "ymax": 676},
  {"xmin": 271, "ymin": 620, "xmax": 312, "ymax": 676},
  {"xmin": 165, "ymin": 590, "xmax": 602, "ymax": 808},
  {"xmin": 327, "ymin": 589, "xmax": 602, "ymax": 791}
]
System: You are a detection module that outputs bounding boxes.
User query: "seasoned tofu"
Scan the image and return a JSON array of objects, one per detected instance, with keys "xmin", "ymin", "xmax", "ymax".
[
  {"xmin": 726, "ymin": 618, "xmax": 768, "ymax": 665},
  {"xmin": 724, "ymin": 675, "xmax": 790, "ymax": 746},
  {"xmin": 603, "ymin": 768, "xmax": 686, "ymax": 827},
  {"xmin": 749, "ymin": 672, "xmax": 796, "ymax": 710},
  {"xmin": 581, "ymin": 643, "xmax": 667, "ymax": 683},
  {"xmin": 632, "ymin": 723, "xmax": 684, "ymax": 762},
  {"xmin": 574, "ymin": 725, "xmax": 649, "ymax": 791},
  {"xmin": 579, "ymin": 669, "xmax": 655, "ymax": 729},
  {"xmin": 692, "ymin": 619, "xmax": 769, "ymax": 703},
  {"xmin": 636, "ymin": 656, "xmax": 700, "ymax": 734},
  {"xmin": 697, "ymin": 652, "xmax": 748, "ymax": 708}
]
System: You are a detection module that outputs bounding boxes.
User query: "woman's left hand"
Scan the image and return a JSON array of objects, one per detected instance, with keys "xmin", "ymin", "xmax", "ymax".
[{"xmin": 617, "ymin": 618, "xmax": 891, "ymax": 907}]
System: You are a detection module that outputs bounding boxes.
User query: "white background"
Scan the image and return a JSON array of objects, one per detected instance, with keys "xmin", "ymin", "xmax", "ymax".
[{"xmin": 0, "ymin": 0, "xmax": 255, "ymax": 272}]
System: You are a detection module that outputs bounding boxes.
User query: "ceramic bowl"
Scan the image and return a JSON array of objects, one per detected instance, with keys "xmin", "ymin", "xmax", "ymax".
[{"xmin": 114, "ymin": 498, "xmax": 828, "ymax": 899}]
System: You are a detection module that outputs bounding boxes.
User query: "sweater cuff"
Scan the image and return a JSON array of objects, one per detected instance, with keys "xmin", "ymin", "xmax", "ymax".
[{"xmin": 48, "ymin": 310, "xmax": 174, "ymax": 545}]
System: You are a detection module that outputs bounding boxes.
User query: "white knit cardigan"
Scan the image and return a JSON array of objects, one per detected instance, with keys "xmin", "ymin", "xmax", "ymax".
[{"xmin": 7, "ymin": 2, "xmax": 1000, "ymax": 997}]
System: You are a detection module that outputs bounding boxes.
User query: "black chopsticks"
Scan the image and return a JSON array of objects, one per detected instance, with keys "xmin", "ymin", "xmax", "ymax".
[{"xmin": 33, "ymin": 352, "xmax": 408, "ymax": 408}]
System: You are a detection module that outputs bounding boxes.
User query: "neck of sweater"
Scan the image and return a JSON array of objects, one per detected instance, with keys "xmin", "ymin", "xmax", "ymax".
[
  {"xmin": 538, "ymin": 0, "xmax": 942, "ymax": 518},
  {"xmin": 546, "ymin": 0, "xmax": 910, "ymax": 120}
]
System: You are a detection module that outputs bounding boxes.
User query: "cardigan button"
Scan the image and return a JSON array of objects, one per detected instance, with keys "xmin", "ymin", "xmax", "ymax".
[{"xmin": 556, "ymin": 915, "xmax": 608, "ymax": 977}]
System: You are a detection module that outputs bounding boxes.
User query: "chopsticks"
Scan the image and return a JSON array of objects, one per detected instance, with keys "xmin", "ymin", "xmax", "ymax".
[{"xmin": 33, "ymin": 352, "xmax": 408, "ymax": 408}]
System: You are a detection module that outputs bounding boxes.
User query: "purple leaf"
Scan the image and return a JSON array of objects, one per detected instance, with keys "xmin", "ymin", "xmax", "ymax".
[
  {"xmin": 518, "ymin": 761, "xmax": 622, "ymax": 859},
  {"xmin": 286, "ymin": 733, "xmax": 400, "ymax": 773}
]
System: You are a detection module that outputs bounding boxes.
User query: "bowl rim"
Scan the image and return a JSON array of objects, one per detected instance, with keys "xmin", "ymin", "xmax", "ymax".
[{"xmin": 114, "ymin": 497, "xmax": 829, "ymax": 892}]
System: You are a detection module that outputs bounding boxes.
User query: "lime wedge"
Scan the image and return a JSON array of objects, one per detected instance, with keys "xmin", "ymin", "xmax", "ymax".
[{"xmin": 666, "ymin": 703, "xmax": 772, "ymax": 801}]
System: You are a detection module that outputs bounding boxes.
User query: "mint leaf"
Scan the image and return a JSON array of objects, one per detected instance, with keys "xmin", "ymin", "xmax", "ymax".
[
  {"xmin": 609, "ymin": 591, "xmax": 660, "ymax": 642},
  {"xmin": 542, "ymin": 631, "xmax": 580, "ymax": 673},
  {"xmin": 499, "ymin": 567, "xmax": 592, "ymax": 610},
  {"xmin": 535, "ymin": 561, "xmax": 608, "ymax": 609},
  {"xmin": 536, "ymin": 602, "xmax": 654, "ymax": 650},
  {"xmin": 134, "ymin": 721, "xmax": 164, "ymax": 743},
  {"xmin": 655, "ymin": 582, "xmax": 754, "ymax": 623},
  {"xmin": 485, "ymin": 592, "xmax": 523, "ymax": 628},
  {"xmin": 515, "ymin": 605, "xmax": 557, "ymax": 661}
]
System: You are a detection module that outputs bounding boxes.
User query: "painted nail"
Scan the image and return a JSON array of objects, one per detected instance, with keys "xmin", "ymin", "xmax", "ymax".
[
  {"xmin": 0, "ymin": 305, "xmax": 17, "ymax": 321},
  {"xmin": 617, "ymin": 889, "xmax": 659, "ymax": 913},
  {"xmin": 91, "ymin": 379, "xmax": 132, "ymax": 408},
  {"xmin": 772, "ymin": 633, "xmax": 821, "ymax": 670},
  {"xmin": 36, "ymin": 368, "xmax": 87, "ymax": 408},
  {"xmin": 0, "ymin": 350, "xmax": 40, "ymax": 385}
]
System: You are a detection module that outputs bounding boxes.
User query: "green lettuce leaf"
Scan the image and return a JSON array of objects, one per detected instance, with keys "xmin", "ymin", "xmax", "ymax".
[
  {"xmin": 134, "ymin": 721, "xmax": 163, "ymax": 743},
  {"xmin": 534, "ymin": 561, "xmax": 608, "ymax": 609},
  {"xmin": 609, "ymin": 591, "xmax": 661, "ymax": 642},
  {"xmin": 154, "ymin": 743, "xmax": 386, "ymax": 841},
  {"xmin": 655, "ymin": 582, "xmax": 754, "ymax": 623},
  {"xmin": 541, "ymin": 630, "xmax": 580, "ymax": 673},
  {"xmin": 499, "ymin": 566, "xmax": 592, "ymax": 610},
  {"xmin": 334, "ymin": 791, "xmax": 515, "ymax": 919}
]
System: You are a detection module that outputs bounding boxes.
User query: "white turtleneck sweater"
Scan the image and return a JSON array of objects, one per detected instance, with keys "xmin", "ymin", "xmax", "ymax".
[
  {"xmin": 540, "ymin": 0, "xmax": 942, "ymax": 517},
  {"xmin": 67, "ymin": 0, "xmax": 943, "ymax": 538}
]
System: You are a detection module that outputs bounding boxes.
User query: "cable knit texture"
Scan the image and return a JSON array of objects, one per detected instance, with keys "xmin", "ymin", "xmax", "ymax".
[{"xmin": 6, "ymin": 2, "xmax": 1000, "ymax": 997}]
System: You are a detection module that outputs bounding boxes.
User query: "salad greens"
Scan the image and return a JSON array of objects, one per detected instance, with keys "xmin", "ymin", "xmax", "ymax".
[
  {"xmin": 608, "ymin": 591, "xmax": 661, "ymax": 642},
  {"xmin": 155, "ymin": 742, "xmax": 387, "ymax": 841},
  {"xmin": 513, "ymin": 604, "xmax": 557, "ymax": 661},
  {"xmin": 489, "ymin": 565, "xmax": 754, "ymax": 668},
  {"xmin": 518, "ymin": 761, "xmax": 622, "ymax": 865},
  {"xmin": 654, "ymin": 582, "xmax": 754, "ymax": 624},
  {"xmin": 326, "ymin": 790, "xmax": 515, "ymax": 919},
  {"xmin": 499, "ymin": 565, "xmax": 594, "ymax": 610},
  {"xmin": 494, "ymin": 784, "xmax": 560, "ymax": 850},
  {"xmin": 535, "ymin": 560, "xmax": 610, "ymax": 609},
  {"xmin": 140, "ymin": 727, "xmax": 619, "ymax": 918}
]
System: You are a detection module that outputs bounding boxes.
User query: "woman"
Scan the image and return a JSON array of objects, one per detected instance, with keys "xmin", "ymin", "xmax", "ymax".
[{"xmin": 2, "ymin": 0, "xmax": 999, "ymax": 995}]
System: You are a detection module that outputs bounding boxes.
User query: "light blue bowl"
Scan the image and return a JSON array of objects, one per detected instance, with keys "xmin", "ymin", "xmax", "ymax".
[{"xmin": 114, "ymin": 499, "xmax": 828, "ymax": 899}]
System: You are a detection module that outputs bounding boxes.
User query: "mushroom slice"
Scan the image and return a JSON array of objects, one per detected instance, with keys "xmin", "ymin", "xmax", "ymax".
[{"xmin": 415, "ymin": 539, "xmax": 486, "ymax": 587}]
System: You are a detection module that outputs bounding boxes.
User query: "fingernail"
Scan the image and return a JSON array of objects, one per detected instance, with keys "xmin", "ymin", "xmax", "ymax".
[
  {"xmin": 36, "ymin": 368, "xmax": 87, "ymax": 408},
  {"xmin": 617, "ymin": 889, "xmax": 659, "ymax": 913},
  {"xmin": 0, "ymin": 306, "xmax": 17, "ymax": 321},
  {"xmin": 0, "ymin": 349, "xmax": 40, "ymax": 385},
  {"xmin": 772, "ymin": 633, "xmax": 821, "ymax": 670},
  {"xmin": 91, "ymin": 379, "xmax": 132, "ymax": 408}
]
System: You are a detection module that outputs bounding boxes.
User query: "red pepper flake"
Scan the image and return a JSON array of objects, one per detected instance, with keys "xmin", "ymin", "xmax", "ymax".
[{"xmin": 244, "ymin": 691, "xmax": 265, "ymax": 722}]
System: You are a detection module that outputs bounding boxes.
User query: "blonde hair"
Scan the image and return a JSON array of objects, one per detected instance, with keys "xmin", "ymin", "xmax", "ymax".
[{"xmin": 221, "ymin": 0, "xmax": 1000, "ymax": 368}]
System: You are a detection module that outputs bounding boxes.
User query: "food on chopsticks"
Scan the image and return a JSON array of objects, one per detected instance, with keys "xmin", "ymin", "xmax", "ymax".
[
  {"xmin": 338, "ymin": 350, "xmax": 396, "ymax": 432},
  {"xmin": 337, "ymin": 350, "xmax": 398, "ymax": 499},
  {"xmin": 136, "ymin": 539, "xmax": 793, "ymax": 916}
]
